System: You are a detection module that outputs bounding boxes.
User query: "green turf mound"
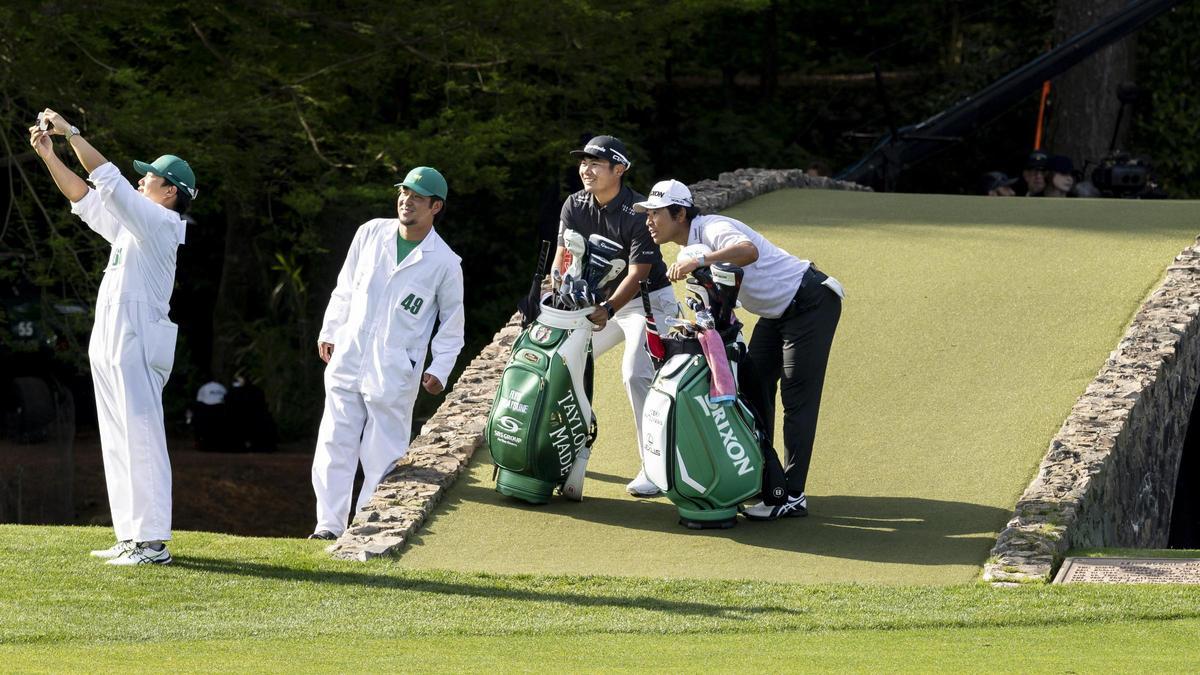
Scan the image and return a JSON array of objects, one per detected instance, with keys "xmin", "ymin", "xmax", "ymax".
[{"xmin": 397, "ymin": 190, "xmax": 1200, "ymax": 584}]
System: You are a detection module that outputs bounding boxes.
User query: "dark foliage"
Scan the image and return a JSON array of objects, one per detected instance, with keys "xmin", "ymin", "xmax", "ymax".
[{"xmin": 0, "ymin": 1, "xmax": 1192, "ymax": 437}]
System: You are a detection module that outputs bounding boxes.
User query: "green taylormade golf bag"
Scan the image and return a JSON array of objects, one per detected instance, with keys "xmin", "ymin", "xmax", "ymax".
[
  {"xmin": 488, "ymin": 231, "xmax": 625, "ymax": 506},
  {"xmin": 487, "ymin": 304, "xmax": 596, "ymax": 504},
  {"xmin": 639, "ymin": 264, "xmax": 786, "ymax": 529}
]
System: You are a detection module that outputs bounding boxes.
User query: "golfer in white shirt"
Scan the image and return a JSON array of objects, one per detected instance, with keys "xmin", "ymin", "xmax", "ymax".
[{"xmin": 636, "ymin": 179, "xmax": 844, "ymax": 520}]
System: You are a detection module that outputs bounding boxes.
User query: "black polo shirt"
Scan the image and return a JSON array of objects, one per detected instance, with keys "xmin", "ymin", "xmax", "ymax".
[{"xmin": 558, "ymin": 185, "xmax": 670, "ymax": 296}]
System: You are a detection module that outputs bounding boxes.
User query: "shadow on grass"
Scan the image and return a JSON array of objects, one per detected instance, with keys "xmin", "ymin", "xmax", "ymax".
[
  {"xmin": 419, "ymin": 472, "xmax": 1008, "ymax": 567},
  {"xmin": 169, "ymin": 556, "xmax": 797, "ymax": 620},
  {"xmin": 574, "ymin": 470, "xmax": 632, "ymax": 486}
]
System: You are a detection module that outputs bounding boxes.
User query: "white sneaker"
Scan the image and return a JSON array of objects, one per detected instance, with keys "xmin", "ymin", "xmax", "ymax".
[
  {"xmin": 742, "ymin": 492, "xmax": 808, "ymax": 521},
  {"xmin": 626, "ymin": 470, "xmax": 661, "ymax": 497},
  {"xmin": 106, "ymin": 542, "xmax": 172, "ymax": 566},
  {"xmin": 90, "ymin": 540, "xmax": 135, "ymax": 559}
]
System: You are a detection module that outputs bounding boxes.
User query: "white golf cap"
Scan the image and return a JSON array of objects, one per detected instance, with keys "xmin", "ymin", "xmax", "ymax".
[
  {"xmin": 196, "ymin": 381, "xmax": 227, "ymax": 406},
  {"xmin": 633, "ymin": 179, "xmax": 693, "ymax": 212}
]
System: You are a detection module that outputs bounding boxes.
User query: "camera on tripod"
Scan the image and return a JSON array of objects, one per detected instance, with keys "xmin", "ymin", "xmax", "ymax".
[
  {"xmin": 1091, "ymin": 152, "xmax": 1150, "ymax": 195},
  {"xmin": 1087, "ymin": 83, "xmax": 1164, "ymax": 199}
]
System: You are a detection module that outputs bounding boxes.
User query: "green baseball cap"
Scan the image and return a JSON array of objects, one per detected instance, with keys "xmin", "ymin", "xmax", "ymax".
[
  {"xmin": 395, "ymin": 166, "xmax": 448, "ymax": 200},
  {"xmin": 133, "ymin": 154, "xmax": 198, "ymax": 199}
]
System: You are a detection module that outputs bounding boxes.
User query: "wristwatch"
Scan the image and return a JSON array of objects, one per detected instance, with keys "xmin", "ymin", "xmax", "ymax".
[
  {"xmin": 601, "ymin": 301, "xmax": 615, "ymax": 319},
  {"xmin": 64, "ymin": 125, "xmax": 79, "ymax": 141},
  {"xmin": 697, "ymin": 253, "xmax": 707, "ymax": 266}
]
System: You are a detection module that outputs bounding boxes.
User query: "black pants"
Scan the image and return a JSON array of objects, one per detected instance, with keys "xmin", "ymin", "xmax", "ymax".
[{"xmin": 741, "ymin": 269, "xmax": 841, "ymax": 495}]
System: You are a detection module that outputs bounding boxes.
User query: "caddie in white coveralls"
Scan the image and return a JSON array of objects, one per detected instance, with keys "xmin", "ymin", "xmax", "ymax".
[
  {"xmin": 29, "ymin": 109, "xmax": 194, "ymax": 565},
  {"xmin": 309, "ymin": 167, "xmax": 465, "ymax": 540}
]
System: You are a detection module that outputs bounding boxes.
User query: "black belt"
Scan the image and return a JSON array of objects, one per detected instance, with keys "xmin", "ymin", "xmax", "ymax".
[
  {"xmin": 780, "ymin": 265, "xmax": 830, "ymax": 319},
  {"xmin": 800, "ymin": 265, "xmax": 828, "ymax": 288}
]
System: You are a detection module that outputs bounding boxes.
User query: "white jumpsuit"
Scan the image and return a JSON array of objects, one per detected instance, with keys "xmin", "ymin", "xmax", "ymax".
[
  {"xmin": 70, "ymin": 162, "xmax": 186, "ymax": 544},
  {"xmin": 313, "ymin": 220, "xmax": 465, "ymax": 535}
]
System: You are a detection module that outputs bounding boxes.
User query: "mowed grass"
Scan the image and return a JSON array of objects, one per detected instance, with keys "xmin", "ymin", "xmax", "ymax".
[
  {"xmin": 3, "ymin": 527, "xmax": 1200, "ymax": 672},
  {"xmin": 396, "ymin": 190, "xmax": 1200, "ymax": 584}
]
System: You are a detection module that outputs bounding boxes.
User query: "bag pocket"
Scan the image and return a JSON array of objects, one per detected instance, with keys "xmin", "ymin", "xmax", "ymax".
[
  {"xmin": 487, "ymin": 362, "xmax": 549, "ymax": 474},
  {"xmin": 144, "ymin": 319, "xmax": 179, "ymax": 378}
]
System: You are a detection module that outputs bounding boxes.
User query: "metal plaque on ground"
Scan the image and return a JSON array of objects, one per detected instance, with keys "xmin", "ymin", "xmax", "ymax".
[{"xmin": 1054, "ymin": 557, "xmax": 1200, "ymax": 584}]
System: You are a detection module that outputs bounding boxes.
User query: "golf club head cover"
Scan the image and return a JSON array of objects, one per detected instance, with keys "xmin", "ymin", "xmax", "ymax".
[
  {"xmin": 688, "ymin": 265, "xmax": 741, "ymax": 331},
  {"xmin": 708, "ymin": 262, "xmax": 744, "ymax": 330},
  {"xmin": 687, "ymin": 267, "xmax": 720, "ymax": 314},
  {"xmin": 597, "ymin": 259, "xmax": 626, "ymax": 291},
  {"xmin": 562, "ymin": 228, "xmax": 588, "ymax": 279},
  {"xmin": 639, "ymin": 279, "xmax": 666, "ymax": 367},
  {"xmin": 584, "ymin": 234, "xmax": 623, "ymax": 293}
]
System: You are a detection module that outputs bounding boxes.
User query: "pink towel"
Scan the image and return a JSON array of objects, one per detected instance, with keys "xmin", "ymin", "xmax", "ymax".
[{"xmin": 698, "ymin": 327, "xmax": 736, "ymax": 404}]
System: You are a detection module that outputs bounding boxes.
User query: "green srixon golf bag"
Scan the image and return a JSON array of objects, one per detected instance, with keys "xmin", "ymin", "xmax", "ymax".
[
  {"xmin": 641, "ymin": 327, "xmax": 766, "ymax": 529},
  {"xmin": 640, "ymin": 264, "xmax": 785, "ymax": 529},
  {"xmin": 486, "ymin": 304, "xmax": 596, "ymax": 504}
]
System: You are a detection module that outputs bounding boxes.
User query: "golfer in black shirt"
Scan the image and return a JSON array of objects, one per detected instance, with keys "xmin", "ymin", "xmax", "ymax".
[{"xmin": 553, "ymin": 135, "xmax": 679, "ymax": 496}]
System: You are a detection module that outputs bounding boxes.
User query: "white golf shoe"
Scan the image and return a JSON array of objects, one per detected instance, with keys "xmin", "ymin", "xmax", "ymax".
[
  {"xmin": 90, "ymin": 540, "xmax": 135, "ymax": 559},
  {"xmin": 743, "ymin": 492, "xmax": 808, "ymax": 521},
  {"xmin": 106, "ymin": 542, "xmax": 172, "ymax": 566},
  {"xmin": 626, "ymin": 470, "xmax": 661, "ymax": 497}
]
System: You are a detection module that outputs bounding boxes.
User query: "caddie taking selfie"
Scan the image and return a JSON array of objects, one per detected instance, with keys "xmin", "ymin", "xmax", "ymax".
[{"xmin": 29, "ymin": 108, "xmax": 195, "ymax": 565}]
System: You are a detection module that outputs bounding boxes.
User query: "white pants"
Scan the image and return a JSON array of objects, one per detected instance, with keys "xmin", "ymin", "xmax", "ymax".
[
  {"xmin": 590, "ymin": 286, "xmax": 680, "ymax": 463},
  {"xmin": 90, "ymin": 302, "xmax": 173, "ymax": 543},
  {"xmin": 311, "ymin": 384, "xmax": 414, "ymax": 536}
]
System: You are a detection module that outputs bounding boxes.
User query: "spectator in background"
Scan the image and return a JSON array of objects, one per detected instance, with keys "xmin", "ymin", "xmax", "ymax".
[
  {"xmin": 225, "ymin": 373, "xmax": 277, "ymax": 453},
  {"xmin": 980, "ymin": 171, "xmax": 1018, "ymax": 196},
  {"xmin": 190, "ymin": 380, "xmax": 228, "ymax": 451},
  {"xmin": 1019, "ymin": 151, "xmax": 1048, "ymax": 197},
  {"xmin": 1044, "ymin": 156, "xmax": 1077, "ymax": 198}
]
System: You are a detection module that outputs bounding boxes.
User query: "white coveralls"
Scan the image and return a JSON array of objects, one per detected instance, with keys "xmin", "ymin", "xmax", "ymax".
[
  {"xmin": 313, "ymin": 220, "xmax": 465, "ymax": 535},
  {"xmin": 70, "ymin": 162, "xmax": 186, "ymax": 544}
]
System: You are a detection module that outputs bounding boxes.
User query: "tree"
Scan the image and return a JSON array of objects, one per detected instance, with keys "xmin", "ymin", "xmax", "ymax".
[{"xmin": 1047, "ymin": 0, "xmax": 1137, "ymax": 167}]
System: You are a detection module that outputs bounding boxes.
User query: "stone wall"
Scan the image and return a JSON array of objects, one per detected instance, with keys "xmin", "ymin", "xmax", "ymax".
[
  {"xmin": 984, "ymin": 239, "xmax": 1200, "ymax": 583},
  {"xmin": 328, "ymin": 168, "xmax": 868, "ymax": 560}
]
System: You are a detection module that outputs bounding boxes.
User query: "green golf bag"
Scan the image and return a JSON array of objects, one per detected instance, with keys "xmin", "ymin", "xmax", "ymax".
[
  {"xmin": 641, "ymin": 327, "xmax": 769, "ymax": 529},
  {"xmin": 639, "ymin": 263, "xmax": 786, "ymax": 530},
  {"xmin": 486, "ymin": 304, "xmax": 596, "ymax": 504}
]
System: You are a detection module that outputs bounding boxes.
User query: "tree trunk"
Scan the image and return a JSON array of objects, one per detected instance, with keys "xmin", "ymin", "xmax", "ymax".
[
  {"xmin": 1047, "ymin": 0, "xmax": 1137, "ymax": 169},
  {"xmin": 210, "ymin": 191, "xmax": 263, "ymax": 380}
]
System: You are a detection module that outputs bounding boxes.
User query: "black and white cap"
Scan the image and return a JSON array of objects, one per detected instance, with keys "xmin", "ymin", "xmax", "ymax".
[
  {"xmin": 633, "ymin": 179, "xmax": 692, "ymax": 212},
  {"xmin": 569, "ymin": 135, "xmax": 632, "ymax": 168}
]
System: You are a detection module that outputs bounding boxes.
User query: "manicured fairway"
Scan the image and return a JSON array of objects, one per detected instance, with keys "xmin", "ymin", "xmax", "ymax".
[
  {"xmin": 3, "ymin": 528, "xmax": 1200, "ymax": 672},
  {"xmin": 9, "ymin": 621, "xmax": 1200, "ymax": 673},
  {"xmin": 397, "ymin": 190, "xmax": 1200, "ymax": 584}
]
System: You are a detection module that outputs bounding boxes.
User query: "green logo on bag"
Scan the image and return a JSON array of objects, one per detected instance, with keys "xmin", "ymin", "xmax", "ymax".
[{"xmin": 400, "ymin": 293, "xmax": 425, "ymax": 315}]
